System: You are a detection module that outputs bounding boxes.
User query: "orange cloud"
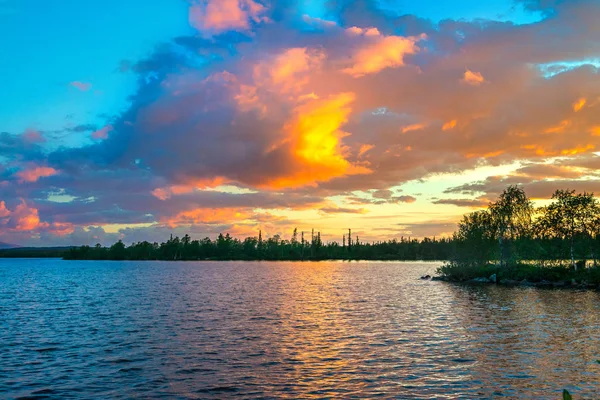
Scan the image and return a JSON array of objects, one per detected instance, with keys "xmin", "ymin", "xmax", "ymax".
[
  {"xmin": 16, "ymin": 166, "xmax": 58, "ymax": 183},
  {"xmin": 402, "ymin": 123, "xmax": 426, "ymax": 133},
  {"xmin": 442, "ymin": 120, "xmax": 457, "ymax": 130},
  {"xmin": 189, "ymin": 0, "xmax": 267, "ymax": 35},
  {"xmin": 91, "ymin": 125, "xmax": 113, "ymax": 140},
  {"xmin": 573, "ymin": 97, "xmax": 587, "ymax": 112},
  {"xmin": 0, "ymin": 201, "xmax": 10, "ymax": 218},
  {"xmin": 163, "ymin": 207, "xmax": 252, "ymax": 227},
  {"xmin": 544, "ymin": 119, "xmax": 570, "ymax": 134},
  {"xmin": 266, "ymin": 92, "xmax": 370, "ymax": 188},
  {"xmin": 254, "ymin": 47, "xmax": 325, "ymax": 93},
  {"xmin": 561, "ymin": 144, "xmax": 595, "ymax": 155},
  {"xmin": 466, "ymin": 150, "xmax": 504, "ymax": 159},
  {"xmin": 521, "ymin": 144, "xmax": 595, "ymax": 156},
  {"xmin": 13, "ymin": 200, "xmax": 40, "ymax": 231},
  {"xmin": 590, "ymin": 126, "xmax": 600, "ymax": 136},
  {"xmin": 462, "ymin": 69, "xmax": 485, "ymax": 86},
  {"xmin": 358, "ymin": 144, "xmax": 374, "ymax": 157},
  {"xmin": 342, "ymin": 29, "xmax": 424, "ymax": 77}
]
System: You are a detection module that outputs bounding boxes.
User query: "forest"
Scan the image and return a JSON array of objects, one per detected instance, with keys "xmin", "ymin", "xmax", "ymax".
[{"xmin": 62, "ymin": 229, "xmax": 454, "ymax": 261}]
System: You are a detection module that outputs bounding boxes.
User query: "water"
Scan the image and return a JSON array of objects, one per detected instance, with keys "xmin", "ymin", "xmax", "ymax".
[{"xmin": 1, "ymin": 259, "xmax": 599, "ymax": 399}]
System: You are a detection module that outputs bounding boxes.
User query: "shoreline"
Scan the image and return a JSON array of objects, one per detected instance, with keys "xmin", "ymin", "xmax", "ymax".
[{"xmin": 428, "ymin": 274, "xmax": 600, "ymax": 290}]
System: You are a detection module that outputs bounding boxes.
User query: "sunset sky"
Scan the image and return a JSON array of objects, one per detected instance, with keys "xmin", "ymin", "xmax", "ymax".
[{"xmin": 1, "ymin": 0, "xmax": 600, "ymax": 246}]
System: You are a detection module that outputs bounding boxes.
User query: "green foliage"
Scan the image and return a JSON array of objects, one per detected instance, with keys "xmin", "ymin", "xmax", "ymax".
[
  {"xmin": 536, "ymin": 190, "xmax": 600, "ymax": 269},
  {"xmin": 450, "ymin": 186, "xmax": 600, "ymax": 271}
]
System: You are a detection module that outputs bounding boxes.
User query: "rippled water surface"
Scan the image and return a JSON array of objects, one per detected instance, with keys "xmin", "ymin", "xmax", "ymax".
[{"xmin": 1, "ymin": 259, "xmax": 600, "ymax": 399}]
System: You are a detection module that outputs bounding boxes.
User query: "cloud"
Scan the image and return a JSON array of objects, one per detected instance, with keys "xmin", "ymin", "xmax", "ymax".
[
  {"xmin": 22, "ymin": 129, "xmax": 45, "ymax": 143},
  {"xmin": 15, "ymin": 166, "xmax": 58, "ymax": 183},
  {"xmin": 0, "ymin": 199, "xmax": 41, "ymax": 231},
  {"xmin": 573, "ymin": 97, "xmax": 587, "ymax": 112},
  {"xmin": 162, "ymin": 207, "xmax": 253, "ymax": 227},
  {"xmin": 319, "ymin": 206, "xmax": 368, "ymax": 214},
  {"xmin": 189, "ymin": 0, "xmax": 268, "ymax": 35},
  {"xmin": 253, "ymin": 47, "xmax": 326, "ymax": 93},
  {"xmin": 342, "ymin": 29, "xmax": 425, "ymax": 77},
  {"xmin": 91, "ymin": 125, "xmax": 113, "ymax": 140},
  {"xmin": 5, "ymin": 0, "xmax": 600, "ymax": 245},
  {"xmin": 70, "ymin": 81, "xmax": 92, "ymax": 91},
  {"xmin": 396, "ymin": 195, "xmax": 417, "ymax": 203},
  {"xmin": 432, "ymin": 198, "xmax": 489, "ymax": 208},
  {"xmin": 0, "ymin": 201, "xmax": 10, "ymax": 219},
  {"xmin": 462, "ymin": 69, "xmax": 485, "ymax": 86},
  {"xmin": 266, "ymin": 92, "xmax": 371, "ymax": 188},
  {"xmin": 68, "ymin": 124, "xmax": 97, "ymax": 133}
]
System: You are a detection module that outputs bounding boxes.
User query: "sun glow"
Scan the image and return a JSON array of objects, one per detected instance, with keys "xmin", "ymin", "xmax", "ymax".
[{"xmin": 266, "ymin": 93, "xmax": 370, "ymax": 188}]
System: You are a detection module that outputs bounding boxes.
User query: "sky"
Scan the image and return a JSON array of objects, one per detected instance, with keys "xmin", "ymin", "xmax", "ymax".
[{"xmin": 1, "ymin": 0, "xmax": 600, "ymax": 246}]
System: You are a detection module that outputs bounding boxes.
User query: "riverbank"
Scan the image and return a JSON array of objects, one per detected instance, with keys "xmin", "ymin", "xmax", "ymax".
[{"xmin": 432, "ymin": 263, "xmax": 600, "ymax": 289}]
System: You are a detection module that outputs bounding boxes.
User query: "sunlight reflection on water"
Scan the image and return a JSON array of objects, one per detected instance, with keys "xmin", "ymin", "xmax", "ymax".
[{"xmin": 1, "ymin": 259, "xmax": 599, "ymax": 398}]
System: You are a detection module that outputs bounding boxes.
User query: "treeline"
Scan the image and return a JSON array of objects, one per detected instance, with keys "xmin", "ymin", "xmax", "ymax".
[
  {"xmin": 0, "ymin": 247, "xmax": 71, "ymax": 258},
  {"xmin": 64, "ymin": 229, "xmax": 454, "ymax": 261},
  {"xmin": 452, "ymin": 186, "xmax": 600, "ymax": 269}
]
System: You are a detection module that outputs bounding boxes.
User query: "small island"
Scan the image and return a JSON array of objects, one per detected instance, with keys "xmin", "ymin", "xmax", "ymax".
[{"xmin": 436, "ymin": 186, "xmax": 600, "ymax": 288}]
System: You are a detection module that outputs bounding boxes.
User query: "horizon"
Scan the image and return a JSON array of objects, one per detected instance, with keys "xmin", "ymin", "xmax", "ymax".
[{"xmin": 2, "ymin": 0, "xmax": 600, "ymax": 247}]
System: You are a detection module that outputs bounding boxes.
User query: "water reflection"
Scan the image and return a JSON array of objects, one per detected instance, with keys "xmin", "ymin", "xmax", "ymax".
[
  {"xmin": 442, "ymin": 284, "xmax": 600, "ymax": 397},
  {"xmin": 0, "ymin": 259, "xmax": 599, "ymax": 398}
]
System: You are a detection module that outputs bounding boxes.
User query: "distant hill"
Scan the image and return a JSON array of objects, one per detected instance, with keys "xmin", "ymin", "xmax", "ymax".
[{"xmin": 0, "ymin": 242, "xmax": 19, "ymax": 249}]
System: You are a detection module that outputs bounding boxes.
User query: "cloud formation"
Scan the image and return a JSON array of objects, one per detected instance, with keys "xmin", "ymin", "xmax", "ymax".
[{"xmin": 4, "ymin": 0, "xmax": 600, "ymax": 245}]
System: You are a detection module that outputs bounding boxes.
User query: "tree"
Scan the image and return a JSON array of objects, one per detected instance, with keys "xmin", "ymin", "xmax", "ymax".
[
  {"xmin": 453, "ymin": 210, "xmax": 496, "ymax": 267},
  {"xmin": 488, "ymin": 186, "xmax": 534, "ymax": 266},
  {"xmin": 536, "ymin": 190, "xmax": 600, "ymax": 269},
  {"xmin": 109, "ymin": 239, "xmax": 126, "ymax": 260}
]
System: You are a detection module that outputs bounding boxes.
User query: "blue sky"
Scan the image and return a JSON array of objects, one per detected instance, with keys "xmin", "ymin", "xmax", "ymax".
[{"xmin": 0, "ymin": 0, "xmax": 191, "ymax": 136}]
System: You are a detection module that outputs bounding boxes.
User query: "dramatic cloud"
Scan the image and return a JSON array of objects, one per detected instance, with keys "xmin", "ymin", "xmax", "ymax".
[{"xmin": 4, "ymin": 0, "xmax": 600, "ymax": 245}]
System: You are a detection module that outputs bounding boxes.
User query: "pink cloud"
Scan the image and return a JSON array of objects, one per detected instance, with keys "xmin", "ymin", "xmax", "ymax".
[
  {"xmin": 15, "ymin": 166, "xmax": 58, "ymax": 183},
  {"xmin": 342, "ymin": 29, "xmax": 425, "ymax": 77},
  {"xmin": 253, "ymin": 47, "xmax": 326, "ymax": 94},
  {"xmin": 70, "ymin": 81, "xmax": 92, "ymax": 91},
  {"xmin": 189, "ymin": 0, "xmax": 268, "ymax": 35},
  {"xmin": 22, "ymin": 128, "xmax": 45, "ymax": 143},
  {"xmin": 0, "ymin": 201, "xmax": 10, "ymax": 219},
  {"xmin": 91, "ymin": 125, "xmax": 113, "ymax": 140},
  {"xmin": 12, "ymin": 200, "xmax": 40, "ymax": 231}
]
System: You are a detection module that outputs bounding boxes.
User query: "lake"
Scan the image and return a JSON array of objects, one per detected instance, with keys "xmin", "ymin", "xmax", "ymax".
[{"xmin": 1, "ymin": 259, "xmax": 599, "ymax": 398}]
